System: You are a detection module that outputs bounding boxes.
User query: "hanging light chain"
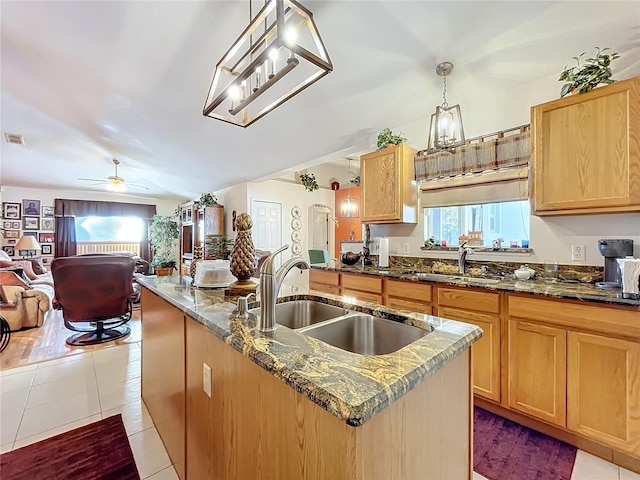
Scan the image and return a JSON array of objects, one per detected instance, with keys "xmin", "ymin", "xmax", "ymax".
[{"xmin": 441, "ymin": 75, "xmax": 448, "ymax": 109}]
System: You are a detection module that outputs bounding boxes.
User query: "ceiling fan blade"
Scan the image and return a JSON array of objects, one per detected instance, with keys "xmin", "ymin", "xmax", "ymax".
[
  {"xmin": 78, "ymin": 178, "xmax": 106, "ymax": 182},
  {"xmin": 127, "ymin": 182, "xmax": 149, "ymax": 190}
]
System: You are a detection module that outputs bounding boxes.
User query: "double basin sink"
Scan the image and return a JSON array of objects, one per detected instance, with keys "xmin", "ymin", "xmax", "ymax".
[{"xmin": 249, "ymin": 300, "xmax": 431, "ymax": 356}]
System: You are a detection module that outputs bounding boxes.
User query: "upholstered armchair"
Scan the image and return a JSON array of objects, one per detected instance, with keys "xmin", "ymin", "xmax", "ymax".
[
  {"xmin": 51, "ymin": 255, "xmax": 138, "ymax": 346},
  {"xmin": 0, "ymin": 271, "xmax": 52, "ymax": 331}
]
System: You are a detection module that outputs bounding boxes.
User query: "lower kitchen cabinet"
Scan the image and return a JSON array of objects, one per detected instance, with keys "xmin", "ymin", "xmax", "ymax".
[
  {"xmin": 440, "ymin": 307, "xmax": 500, "ymax": 403},
  {"xmin": 508, "ymin": 320, "xmax": 566, "ymax": 427},
  {"xmin": 341, "ymin": 273, "xmax": 383, "ymax": 304},
  {"xmin": 309, "ymin": 270, "xmax": 341, "ymax": 295},
  {"xmin": 567, "ymin": 332, "xmax": 640, "ymax": 456},
  {"xmin": 141, "ymin": 288, "xmax": 186, "ymax": 479},
  {"xmin": 385, "ymin": 279, "xmax": 432, "ymax": 314}
]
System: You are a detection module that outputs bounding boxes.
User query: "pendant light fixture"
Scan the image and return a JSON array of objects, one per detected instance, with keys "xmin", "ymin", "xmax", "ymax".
[
  {"xmin": 203, "ymin": 0, "xmax": 333, "ymax": 128},
  {"xmin": 340, "ymin": 158, "xmax": 359, "ymax": 218},
  {"xmin": 427, "ymin": 62, "xmax": 466, "ymax": 153}
]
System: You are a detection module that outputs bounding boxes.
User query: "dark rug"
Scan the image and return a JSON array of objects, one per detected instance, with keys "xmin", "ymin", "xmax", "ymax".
[
  {"xmin": 0, "ymin": 414, "xmax": 140, "ymax": 480},
  {"xmin": 474, "ymin": 407, "xmax": 577, "ymax": 480}
]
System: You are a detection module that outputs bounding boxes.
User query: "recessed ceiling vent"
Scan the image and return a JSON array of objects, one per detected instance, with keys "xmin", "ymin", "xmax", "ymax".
[{"xmin": 4, "ymin": 133, "xmax": 25, "ymax": 145}]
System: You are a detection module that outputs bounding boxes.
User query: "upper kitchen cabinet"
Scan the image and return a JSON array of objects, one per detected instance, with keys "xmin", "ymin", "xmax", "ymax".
[
  {"xmin": 531, "ymin": 75, "xmax": 640, "ymax": 215},
  {"xmin": 361, "ymin": 144, "xmax": 418, "ymax": 223}
]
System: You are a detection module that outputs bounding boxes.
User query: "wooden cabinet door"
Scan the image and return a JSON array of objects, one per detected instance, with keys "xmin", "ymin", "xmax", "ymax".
[
  {"xmin": 508, "ymin": 320, "xmax": 566, "ymax": 426},
  {"xmin": 567, "ymin": 332, "xmax": 640, "ymax": 455},
  {"xmin": 531, "ymin": 76, "xmax": 640, "ymax": 215},
  {"xmin": 141, "ymin": 288, "xmax": 186, "ymax": 479},
  {"xmin": 361, "ymin": 144, "xmax": 417, "ymax": 223},
  {"xmin": 440, "ymin": 306, "xmax": 500, "ymax": 403}
]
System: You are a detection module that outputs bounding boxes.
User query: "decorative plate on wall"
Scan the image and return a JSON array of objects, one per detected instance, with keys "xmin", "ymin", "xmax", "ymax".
[
  {"xmin": 291, "ymin": 242, "xmax": 302, "ymax": 255},
  {"xmin": 291, "ymin": 218, "xmax": 302, "ymax": 231},
  {"xmin": 291, "ymin": 206, "xmax": 301, "ymax": 219},
  {"xmin": 291, "ymin": 230, "xmax": 301, "ymax": 242}
]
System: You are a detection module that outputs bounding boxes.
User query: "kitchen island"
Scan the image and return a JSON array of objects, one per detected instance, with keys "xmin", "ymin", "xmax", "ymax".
[{"xmin": 138, "ymin": 275, "xmax": 482, "ymax": 479}]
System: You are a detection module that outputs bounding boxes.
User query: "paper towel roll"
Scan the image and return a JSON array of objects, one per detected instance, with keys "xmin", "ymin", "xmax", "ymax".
[
  {"xmin": 618, "ymin": 258, "xmax": 640, "ymax": 295},
  {"xmin": 379, "ymin": 238, "xmax": 389, "ymax": 268}
]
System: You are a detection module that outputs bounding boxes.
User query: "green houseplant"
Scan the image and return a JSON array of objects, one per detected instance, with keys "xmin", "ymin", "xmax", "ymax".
[
  {"xmin": 205, "ymin": 234, "xmax": 234, "ymax": 260},
  {"xmin": 299, "ymin": 173, "xmax": 319, "ymax": 192},
  {"xmin": 376, "ymin": 128, "xmax": 407, "ymax": 151},
  {"xmin": 194, "ymin": 192, "xmax": 218, "ymax": 209},
  {"xmin": 148, "ymin": 214, "xmax": 179, "ymax": 275},
  {"xmin": 559, "ymin": 47, "xmax": 619, "ymax": 97}
]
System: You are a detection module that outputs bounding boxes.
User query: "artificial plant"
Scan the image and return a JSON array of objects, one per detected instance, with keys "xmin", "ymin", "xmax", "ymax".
[
  {"xmin": 194, "ymin": 192, "xmax": 218, "ymax": 209},
  {"xmin": 148, "ymin": 214, "xmax": 179, "ymax": 268},
  {"xmin": 299, "ymin": 173, "xmax": 319, "ymax": 192},
  {"xmin": 205, "ymin": 234, "xmax": 234, "ymax": 260},
  {"xmin": 376, "ymin": 128, "xmax": 407, "ymax": 150},
  {"xmin": 559, "ymin": 47, "xmax": 619, "ymax": 97}
]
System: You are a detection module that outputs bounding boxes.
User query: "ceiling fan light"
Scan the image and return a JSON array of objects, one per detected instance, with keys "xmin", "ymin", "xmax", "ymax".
[{"xmin": 106, "ymin": 176, "xmax": 126, "ymax": 192}]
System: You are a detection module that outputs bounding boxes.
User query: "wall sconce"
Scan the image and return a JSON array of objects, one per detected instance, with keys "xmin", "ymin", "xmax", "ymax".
[
  {"xmin": 203, "ymin": 0, "xmax": 333, "ymax": 127},
  {"xmin": 427, "ymin": 62, "xmax": 466, "ymax": 153}
]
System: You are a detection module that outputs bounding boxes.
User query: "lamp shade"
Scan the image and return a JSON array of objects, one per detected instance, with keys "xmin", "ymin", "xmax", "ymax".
[{"xmin": 15, "ymin": 235, "xmax": 41, "ymax": 252}]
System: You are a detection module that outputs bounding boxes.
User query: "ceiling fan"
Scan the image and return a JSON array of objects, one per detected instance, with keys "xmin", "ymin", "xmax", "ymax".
[{"xmin": 78, "ymin": 159, "xmax": 148, "ymax": 192}]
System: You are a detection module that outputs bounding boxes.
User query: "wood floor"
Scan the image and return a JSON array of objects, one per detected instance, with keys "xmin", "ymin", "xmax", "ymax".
[{"xmin": 0, "ymin": 308, "xmax": 141, "ymax": 370}]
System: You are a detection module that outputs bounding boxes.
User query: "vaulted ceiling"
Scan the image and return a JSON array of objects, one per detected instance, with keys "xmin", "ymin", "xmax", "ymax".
[{"xmin": 1, "ymin": 1, "xmax": 639, "ymax": 199}]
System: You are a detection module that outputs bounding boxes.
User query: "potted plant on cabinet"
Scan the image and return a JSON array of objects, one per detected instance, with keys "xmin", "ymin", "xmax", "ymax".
[
  {"xmin": 149, "ymin": 214, "xmax": 179, "ymax": 276},
  {"xmin": 376, "ymin": 128, "xmax": 407, "ymax": 151},
  {"xmin": 299, "ymin": 173, "xmax": 319, "ymax": 192},
  {"xmin": 559, "ymin": 47, "xmax": 620, "ymax": 97}
]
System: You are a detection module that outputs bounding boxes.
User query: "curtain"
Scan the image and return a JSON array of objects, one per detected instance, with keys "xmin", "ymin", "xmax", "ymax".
[
  {"xmin": 140, "ymin": 218, "xmax": 151, "ymax": 263},
  {"xmin": 54, "ymin": 216, "xmax": 77, "ymax": 258}
]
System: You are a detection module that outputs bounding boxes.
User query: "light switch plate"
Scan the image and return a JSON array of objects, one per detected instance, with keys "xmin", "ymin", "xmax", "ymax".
[{"xmin": 203, "ymin": 363, "xmax": 212, "ymax": 397}]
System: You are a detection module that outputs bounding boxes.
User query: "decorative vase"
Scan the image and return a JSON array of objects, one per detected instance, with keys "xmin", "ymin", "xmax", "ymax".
[
  {"xmin": 189, "ymin": 245, "xmax": 204, "ymax": 278},
  {"xmin": 229, "ymin": 213, "xmax": 257, "ymax": 287}
]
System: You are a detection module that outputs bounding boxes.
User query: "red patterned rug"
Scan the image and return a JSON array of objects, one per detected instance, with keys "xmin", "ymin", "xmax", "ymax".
[
  {"xmin": 0, "ymin": 414, "xmax": 139, "ymax": 480},
  {"xmin": 474, "ymin": 407, "xmax": 577, "ymax": 480}
]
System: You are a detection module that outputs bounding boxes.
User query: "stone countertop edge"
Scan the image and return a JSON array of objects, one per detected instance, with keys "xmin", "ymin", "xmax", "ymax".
[
  {"xmin": 137, "ymin": 276, "xmax": 482, "ymax": 427},
  {"xmin": 312, "ymin": 264, "xmax": 640, "ymax": 307}
]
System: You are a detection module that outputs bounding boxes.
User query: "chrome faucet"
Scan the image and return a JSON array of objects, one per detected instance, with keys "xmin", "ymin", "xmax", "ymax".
[
  {"xmin": 259, "ymin": 245, "xmax": 310, "ymax": 332},
  {"xmin": 458, "ymin": 241, "xmax": 474, "ymax": 275}
]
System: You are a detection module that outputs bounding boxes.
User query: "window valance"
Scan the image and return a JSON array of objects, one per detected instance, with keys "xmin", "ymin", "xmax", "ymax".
[
  {"xmin": 54, "ymin": 199, "xmax": 157, "ymax": 219},
  {"xmin": 414, "ymin": 125, "xmax": 530, "ymax": 183}
]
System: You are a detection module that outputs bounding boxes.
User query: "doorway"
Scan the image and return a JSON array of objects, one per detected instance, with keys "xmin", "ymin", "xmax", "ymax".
[
  {"xmin": 250, "ymin": 200, "xmax": 282, "ymax": 256},
  {"xmin": 309, "ymin": 204, "xmax": 333, "ymax": 258}
]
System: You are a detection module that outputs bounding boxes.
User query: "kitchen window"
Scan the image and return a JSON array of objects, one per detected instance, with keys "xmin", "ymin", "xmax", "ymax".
[{"xmin": 424, "ymin": 200, "xmax": 530, "ymax": 248}]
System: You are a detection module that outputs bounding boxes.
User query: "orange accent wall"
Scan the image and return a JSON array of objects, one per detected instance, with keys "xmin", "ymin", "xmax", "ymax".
[{"xmin": 335, "ymin": 186, "xmax": 362, "ymax": 255}]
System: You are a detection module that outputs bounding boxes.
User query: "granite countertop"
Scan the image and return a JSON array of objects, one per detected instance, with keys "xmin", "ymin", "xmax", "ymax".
[
  {"xmin": 312, "ymin": 262, "xmax": 640, "ymax": 307},
  {"xmin": 137, "ymin": 275, "xmax": 482, "ymax": 427}
]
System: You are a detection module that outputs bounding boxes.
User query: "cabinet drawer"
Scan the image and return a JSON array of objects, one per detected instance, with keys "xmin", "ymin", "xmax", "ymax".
[
  {"xmin": 386, "ymin": 280, "xmax": 432, "ymax": 303},
  {"xmin": 310, "ymin": 283, "xmax": 340, "ymax": 296},
  {"xmin": 438, "ymin": 288, "xmax": 500, "ymax": 314},
  {"xmin": 342, "ymin": 289, "xmax": 383, "ymax": 305},
  {"xmin": 341, "ymin": 274, "xmax": 383, "ymax": 294},
  {"xmin": 508, "ymin": 295, "xmax": 640, "ymax": 340},
  {"xmin": 309, "ymin": 269, "xmax": 340, "ymax": 286},
  {"xmin": 386, "ymin": 297, "xmax": 432, "ymax": 314}
]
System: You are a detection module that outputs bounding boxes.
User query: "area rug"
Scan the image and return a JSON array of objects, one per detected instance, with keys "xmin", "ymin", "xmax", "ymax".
[
  {"xmin": 474, "ymin": 407, "xmax": 577, "ymax": 480},
  {"xmin": 0, "ymin": 414, "xmax": 139, "ymax": 480}
]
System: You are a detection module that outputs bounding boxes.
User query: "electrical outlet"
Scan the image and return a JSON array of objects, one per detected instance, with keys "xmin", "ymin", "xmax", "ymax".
[
  {"xmin": 203, "ymin": 363, "xmax": 212, "ymax": 397},
  {"xmin": 571, "ymin": 244, "xmax": 586, "ymax": 262},
  {"xmin": 402, "ymin": 243, "xmax": 409, "ymax": 254}
]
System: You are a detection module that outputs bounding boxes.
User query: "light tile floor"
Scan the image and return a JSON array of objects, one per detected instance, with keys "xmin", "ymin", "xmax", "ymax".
[
  {"xmin": 1, "ymin": 343, "xmax": 638, "ymax": 480},
  {"xmin": 0, "ymin": 343, "xmax": 177, "ymax": 479}
]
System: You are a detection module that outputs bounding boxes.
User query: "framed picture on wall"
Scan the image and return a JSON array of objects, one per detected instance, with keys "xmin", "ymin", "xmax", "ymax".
[
  {"xmin": 41, "ymin": 206, "xmax": 54, "ymax": 218},
  {"xmin": 23, "ymin": 231, "xmax": 38, "ymax": 238},
  {"xmin": 2, "ymin": 203, "xmax": 20, "ymax": 219},
  {"xmin": 40, "ymin": 218, "xmax": 55, "ymax": 231},
  {"xmin": 7, "ymin": 239, "xmax": 16, "ymax": 245},
  {"xmin": 10, "ymin": 221, "xmax": 20, "ymax": 229},
  {"xmin": 23, "ymin": 217, "xmax": 39, "ymax": 230},
  {"xmin": 38, "ymin": 232, "xmax": 54, "ymax": 244},
  {"xmin": 2, "ymin": 220, "xmax": 11, "ymax": 229},
  {"xmin": 41, "ymin": 244, "xmax": 53, "ymax": 255},
  {"xmin": 3, "ymin": 230, "xmax": 19, "ymax": 239},
  {"xmin": 22, "ymin": 199, "xmax": 40, "ymax": 216},
  {"xmin": 2, "ymin": 245, "xmax": 15, "ymax": 257}
]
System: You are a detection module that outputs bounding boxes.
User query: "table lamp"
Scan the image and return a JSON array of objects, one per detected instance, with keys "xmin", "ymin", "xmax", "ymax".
[{"xmin": 15, "ymin": 235, "xmax": 41, "ymax": 258}]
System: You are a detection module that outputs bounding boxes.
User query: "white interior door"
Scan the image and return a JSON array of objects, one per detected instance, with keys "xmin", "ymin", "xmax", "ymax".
[
  {"xmin": 311, "ymin": 206, "xmax": 330, "ymax": 251},
  {"xmin": 250, "ymin": 200, "xmax": 282, "ymax": 255}
]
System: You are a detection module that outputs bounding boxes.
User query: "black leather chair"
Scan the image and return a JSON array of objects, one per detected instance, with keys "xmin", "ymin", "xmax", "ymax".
[{"xmin": 51, "ymin": 256, "xmax": 138, "ymax": 346}]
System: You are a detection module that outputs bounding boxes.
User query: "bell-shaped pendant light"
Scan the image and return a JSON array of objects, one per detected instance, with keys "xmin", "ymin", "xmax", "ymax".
[{"xmin": 427, "ymin": 62, "xmax": 466, "ymax": 154}]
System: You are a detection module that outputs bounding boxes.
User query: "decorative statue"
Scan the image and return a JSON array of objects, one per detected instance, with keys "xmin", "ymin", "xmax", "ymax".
[{"xmin": 229, "ymin": 213, "xmax": 257, "ymax": 287}]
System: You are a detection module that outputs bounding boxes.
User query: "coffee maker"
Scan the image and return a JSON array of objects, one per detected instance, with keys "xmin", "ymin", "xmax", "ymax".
[{"xmin": 596, "ymin": 239, "xmax": 634, "ymax": 289}]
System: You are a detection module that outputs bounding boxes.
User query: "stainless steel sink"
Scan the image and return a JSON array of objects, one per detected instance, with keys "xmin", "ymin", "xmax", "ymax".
[
  {"xmin": 415, "ymin": 273, "xmax": 457, "ymax": 281},
  {"xmin": 414, "ymin": 273, "xmax": 499, "ymax": 284},
  {"xmin": 456, "ymin": 276, "xmax": 500, "ymax": 284},
  {"xmin": 248, "ymin": 300, "xmax": 348, "ymax": 330},
  {"xmin": 299, "ymin": 314, "xmax": 431, "ymax": 355}
]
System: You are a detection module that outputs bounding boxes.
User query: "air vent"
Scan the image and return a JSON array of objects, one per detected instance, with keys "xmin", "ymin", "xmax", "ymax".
[{"xmin": 4, "ymin": 133, "xmax": 25, "ymax": 145}]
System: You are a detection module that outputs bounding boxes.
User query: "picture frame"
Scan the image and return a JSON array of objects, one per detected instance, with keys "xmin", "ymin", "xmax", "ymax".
[
  {"xmin": 23, "ymin": 217, "xmax": 40, "ymax": 230},
  {"xmin": 2, "ymin": 202, "xmax": 21, "ymax": 219},
  {"xmin": 10, "ymin": 221, "xmax": 20, "ymax": 229},
  {"xmin": 2, "ymin": 220, "xmax": 11, "ymax": 229},
  {"xmin": 41, "ymin": 205, "xmax": 54, "ymax": 218},
  {"xmin": 23, "ymin": 231, "xmax": 38, "ymax": 238},
  {"xmin": 22, "ymin": 199, "xmax": 41, "ymax": 216},
  {"xmin": 2, "ymin": 245, "xmax": 15, "ymax": 257},
  {"xmin": 38, "ymin": 232, "xmax": 54, "ymax": 244},
  {"xmin": 40, "ymin": 218, "xmax": 55, "ymax": 231},
  {"xmin": 41, "ymin": 244, "xmax": 53, "ymax": 255},
  {"xmin": 7, "ymin": 239, "xmax": 16, "ymax": 245},
  {"xmin": 3, "ymin": 230, "xmax": 19, "ymax": 239}
]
